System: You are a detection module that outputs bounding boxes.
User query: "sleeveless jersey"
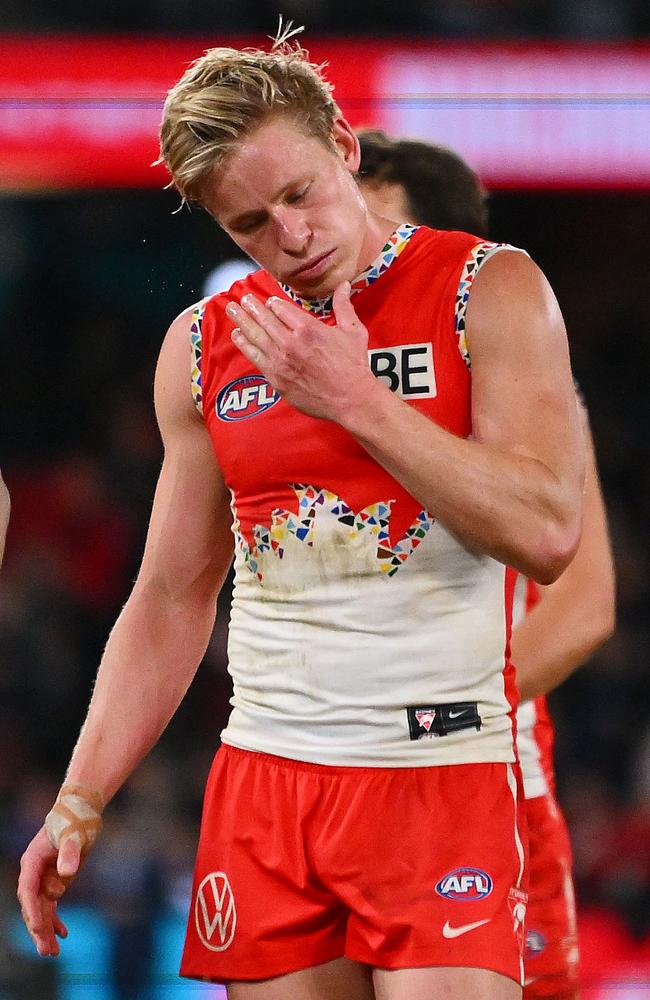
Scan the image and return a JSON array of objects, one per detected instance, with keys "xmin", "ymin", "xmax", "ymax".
[
  {"xmin": 513, "ymin": 575, "xmax": 557, "ymax": 798},
  {"xmin": 193, "ymin": 224, "xmax": 523, "ymax": 766}
]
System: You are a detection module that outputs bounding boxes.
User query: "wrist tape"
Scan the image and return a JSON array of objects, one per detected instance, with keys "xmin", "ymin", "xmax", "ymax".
[{"xmin": 45, "ymin": 784, "xmax": 104, "ymax": 853}]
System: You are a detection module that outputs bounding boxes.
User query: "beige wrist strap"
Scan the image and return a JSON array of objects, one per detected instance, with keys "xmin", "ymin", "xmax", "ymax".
[{"xmin": 45, "ymin": 784, "xmax": 104, "ymax": 853}]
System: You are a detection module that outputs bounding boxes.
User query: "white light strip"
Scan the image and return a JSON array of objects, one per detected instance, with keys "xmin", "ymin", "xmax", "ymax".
[{"xmin": 376, "ymin": 49, "xmax": 650, "ymax": 186}]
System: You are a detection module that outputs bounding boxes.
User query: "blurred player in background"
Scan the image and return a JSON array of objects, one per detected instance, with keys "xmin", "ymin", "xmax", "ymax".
[
  {"xmin": 357, "ymin": 128, "xmax": 616, "ymax": 1000},
  {"xmin": 18, "ymin": 31, "xmax": 585, "ymax": 1000}
]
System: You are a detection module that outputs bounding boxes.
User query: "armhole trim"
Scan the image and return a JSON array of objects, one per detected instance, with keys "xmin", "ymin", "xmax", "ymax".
[
  {"xmin": 455, "ymin": 242, "xmax": 527, "ymax": 369},
  {"xmin": 191, "ymin": 298, "xmax": 208, "ymax": 416}
]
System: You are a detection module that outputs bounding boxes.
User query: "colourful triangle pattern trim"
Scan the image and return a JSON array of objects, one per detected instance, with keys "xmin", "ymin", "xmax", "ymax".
[
  {"xmin": 455, "ymin": 242, "xmax": 519, "ymax": 369},
  {"xmin": 190, "ymin": 298, "xmax": 208, "ymax": 416},
  {"xmin": 230, "ymin": 485, "xmax": 435, "ymax": 586},
  {"xmin": 281, "ymin": 223, "xmax": 418, "ymax": 318}
]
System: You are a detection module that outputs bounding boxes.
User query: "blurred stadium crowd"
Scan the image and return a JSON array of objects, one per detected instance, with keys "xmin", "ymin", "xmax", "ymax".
[
  {"xmin": 2, "ymin": 0, "xmax": 650, "ymax": 38},
  {"xmin": 0, "ymin": 4, "xmax": 649, "ymax": 993},
  {"xmin": 1, "ymin": 185, "xmax": 649, "ymax": 988}
]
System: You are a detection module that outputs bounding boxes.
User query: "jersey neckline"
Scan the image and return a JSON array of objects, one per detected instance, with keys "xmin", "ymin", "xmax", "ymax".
[{"xmin": 280, "ymin": 222, "xmax": 419, "ymax": 319}]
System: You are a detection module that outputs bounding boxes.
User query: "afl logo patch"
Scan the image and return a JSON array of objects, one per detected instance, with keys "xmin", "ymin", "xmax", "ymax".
[
  {"xmin": 216, "ymin": 375, "xmax": 279, "ymax": 422},
  {"xmin": 194, "ymin": 871, "xmax": 237, "ymax": 951},
  {"xmin": 435, "ymin": 867, "xmax": 493, "ymax": 901}
]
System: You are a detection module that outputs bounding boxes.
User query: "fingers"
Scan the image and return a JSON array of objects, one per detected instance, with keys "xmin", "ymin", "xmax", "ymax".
[
  {"xmin": 264, "ymin": 295, "xmax": 305, "ymax": 327},
  {"xmin": 43, "ymin": 868, "xmax": 67, "ymax": 900},
  {"xmin": 52, "ymin": 905, "xmax": 69, "ymax": 940},
  {"xmin": 19, "ymin": 881, "xmax": 60, "ymax": 957},
  {"xmin": 332, "ymin": 281, "xmax": 362, "ymax": 329},
  {"xmin": 227, "ymin": 294, "xmax": 290, "ymax": 356},
  {"xmin": 18, "ymin": 879, "xmax": 58, "ymax": 956},
  {"xmin": 41, "ymin": 898, "xmax": 62, "ymax": 957},
  {"xmin": 18, "ymin": 830, "xmax": 56, "ymax": 944},
  {"xmin": 18, "ymin": 826, "xmax": 73, "ymax": 957}
]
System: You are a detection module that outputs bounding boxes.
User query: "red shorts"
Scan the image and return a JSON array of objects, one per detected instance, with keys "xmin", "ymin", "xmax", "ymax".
[
  {"xmin": 523, "ymin": 793, "xmax": 579, "ymax": 999},
  {"xmin": 181, "ymin": 744, "xmax": 528, "ymax": 985}
]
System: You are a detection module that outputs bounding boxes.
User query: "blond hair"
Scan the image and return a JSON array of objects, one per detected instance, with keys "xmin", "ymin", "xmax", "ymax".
[{"xmin": 159, "ymin": 23, "xmax": 340, "ymax": 207}]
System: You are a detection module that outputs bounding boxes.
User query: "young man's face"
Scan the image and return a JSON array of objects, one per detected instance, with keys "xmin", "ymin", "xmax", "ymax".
[{"xmin": 205, "ymin": 115, "xmax": 371, "ymax": 299}]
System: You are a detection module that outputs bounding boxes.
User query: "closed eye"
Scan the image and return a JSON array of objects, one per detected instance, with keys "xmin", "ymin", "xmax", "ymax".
[
  {"xmin": 286, "ymin": 184, "xmax": 311, "ymax": 205},
  {"xmin": 232, "ymin": 214, "xmax": 266, "ymax": 234}
]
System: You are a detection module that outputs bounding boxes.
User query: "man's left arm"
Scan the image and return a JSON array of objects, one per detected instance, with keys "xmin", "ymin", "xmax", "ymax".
[{"xmin": 510, "ymin": 403, "xmax": 616, "ymax": 701}]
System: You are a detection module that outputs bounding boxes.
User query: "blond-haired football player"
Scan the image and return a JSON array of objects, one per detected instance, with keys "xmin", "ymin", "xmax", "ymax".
[{"xmin": 19, "ymin": 28, "xmax": 585, "ymax": 1000}]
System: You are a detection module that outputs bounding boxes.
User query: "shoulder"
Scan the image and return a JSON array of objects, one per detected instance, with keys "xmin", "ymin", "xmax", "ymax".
[
  {"xmin": 155, "ymin": 302, "xmax": 208, "ymax": 433},
  {"xmin": 158, "ymin": 301, "xmax": 204, "ymax": 369},
  {"xmin": 407, "ymin": 227, "xmax": 525, "ymax": 288},
  {"xmin": 465, "ymin": 249, "xmax": 572, "ymax": 385},
  {"xmin": 466, "ymin": 249, "xmax": 561, "ymax": 336}
]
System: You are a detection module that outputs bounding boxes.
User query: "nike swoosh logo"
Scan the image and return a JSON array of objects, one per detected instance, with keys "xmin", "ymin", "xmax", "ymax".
[
  {"xmin": 448, "ymin": 710, "xmax": 468, "ymax": 719},
  {"xmin": 442, "ymin": 918, "xmax": 490, "ymax": 938}
]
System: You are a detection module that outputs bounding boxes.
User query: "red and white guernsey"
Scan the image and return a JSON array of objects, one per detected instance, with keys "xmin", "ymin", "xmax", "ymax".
[
  {"xmin": 192, "ymin": 224, "xmax": 525, "ymax": 767},
  {"xmin": 513, "ymin": 575, "xmax": 557, "ymax": 798}
]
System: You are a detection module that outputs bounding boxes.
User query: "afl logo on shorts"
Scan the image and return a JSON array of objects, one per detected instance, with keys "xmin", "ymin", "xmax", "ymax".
[
  {"xmin": 194, "ymin": 872, "xmax": 236, "ymax": 951},
  {"xmin": 436, "ymin": 867, "xmax": 493, "ymax": 901},
  {"xmin": 216, "ymin": 375, "xmax": 279, "ymax": 422}
]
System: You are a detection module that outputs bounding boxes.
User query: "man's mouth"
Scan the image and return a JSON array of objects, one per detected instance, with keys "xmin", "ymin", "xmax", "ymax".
[{"xmin": 288, "ymin": 249, "xmax": 336, "ymax": 282}]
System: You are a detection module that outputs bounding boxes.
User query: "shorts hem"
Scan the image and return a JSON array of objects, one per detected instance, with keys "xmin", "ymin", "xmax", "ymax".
[
  {"xmin": 346, "ymin": 947, "xmax": 522, "ymax": 986},
  {"xmin": 220, "ymin": 738, "xmax": 516, "ymax": 771},
  {"xmin": 179, "ymin": 947, "xmax": 347, "ymax": 985}
]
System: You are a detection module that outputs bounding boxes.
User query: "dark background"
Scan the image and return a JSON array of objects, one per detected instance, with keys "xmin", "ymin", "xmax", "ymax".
[{"xmin": 0, "ymin": 1, "xmax": 649, "ymax": 996}]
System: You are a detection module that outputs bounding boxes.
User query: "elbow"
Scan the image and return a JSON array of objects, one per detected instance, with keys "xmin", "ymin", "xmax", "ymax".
[{"xmin": 528, "ymin": 518, "xmax": 582, "ymax": 586}]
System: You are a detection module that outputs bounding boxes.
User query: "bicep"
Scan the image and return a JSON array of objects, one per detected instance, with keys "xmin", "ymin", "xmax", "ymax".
[
  {"xmin": 467, "ymin": 251, "xmax": 584, "ymax": 490},
  {"xmin": 136, "ymin": 308, "xmax": 233, "ymax": 603},
  {"xmin": 138, "ymin": 423, "xmax": 233, "ymax": 603}
]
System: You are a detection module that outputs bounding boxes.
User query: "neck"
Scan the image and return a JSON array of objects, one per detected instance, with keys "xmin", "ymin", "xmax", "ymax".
[{"xmin": 356, "ymin": 211, "xmax": 401, "ymax": 276}]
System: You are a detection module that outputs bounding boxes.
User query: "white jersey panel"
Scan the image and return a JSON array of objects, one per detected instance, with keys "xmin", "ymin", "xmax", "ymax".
[
  {"xmin": 222, "ymin": 496, "xmax": 514, "ymax": 766},
  {"xmin": 512, "ymin": 573, "xmax": 549, "ymax": 798}
]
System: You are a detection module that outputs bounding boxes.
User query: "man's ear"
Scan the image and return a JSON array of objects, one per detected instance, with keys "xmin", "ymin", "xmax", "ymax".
[{"xmin": 331, "ymin": 117, "xmax": 361, "ymax": 173}]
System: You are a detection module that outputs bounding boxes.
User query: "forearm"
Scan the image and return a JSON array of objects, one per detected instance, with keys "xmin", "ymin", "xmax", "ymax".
[
  {"xmin": 511, "ymin": 417, "xmax": 615, "ymax": 701},
  {"xmin": 511, "ymin": 585, "xmax": 615, "ymax": 701},
  {"xmin": 65, "ymin": 581, "xmax": 218, "ymax": 804},
  {"xmin": 340, "ymin": 381, "xmax": 581, "ymax": 584}
]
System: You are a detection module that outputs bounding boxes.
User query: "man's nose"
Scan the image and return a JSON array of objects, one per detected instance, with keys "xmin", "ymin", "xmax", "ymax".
[{"xmin": 274, "ymin": 209, "xmax": 310, "ymax": 254}]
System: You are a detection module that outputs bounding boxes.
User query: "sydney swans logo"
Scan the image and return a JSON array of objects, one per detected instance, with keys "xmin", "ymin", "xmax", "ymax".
[{"xmin": 195, "ymin": 872, "xmax": 237, "ymax": 951}]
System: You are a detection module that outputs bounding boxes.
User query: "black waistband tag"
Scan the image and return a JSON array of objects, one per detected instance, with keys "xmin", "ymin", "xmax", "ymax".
[{"xmin": 407, "ymin": 702, "xmax": 482, "ymax": 740}]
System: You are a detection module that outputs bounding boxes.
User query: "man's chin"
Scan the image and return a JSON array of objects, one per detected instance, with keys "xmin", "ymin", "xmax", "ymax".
[
  {"xmin": 286, "ymin": 268, "xmax": 346, "ymax": 301},
  {"xmin": 288, "ymin": 280, "xmax": 336, "ymax": 300},
  {"xmin": 282, "ymin": 252, "xmax": 355, "ymax": 300}
]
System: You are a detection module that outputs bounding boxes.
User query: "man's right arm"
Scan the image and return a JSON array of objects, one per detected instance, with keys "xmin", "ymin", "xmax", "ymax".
[
  {"xmin": 62, "ymin": 306, "xmax": 233, "ymax": 805},
  {"xmin": 18, "ymin": 305, "xmax": 234, "ymax": 955}
]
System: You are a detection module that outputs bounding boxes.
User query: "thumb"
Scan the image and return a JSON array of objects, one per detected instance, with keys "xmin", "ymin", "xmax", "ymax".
[
  {"xmin": 57, "ymin": 834, "xmax": 82, "ymax": 879},
  {"xmin": 332, "ymin": 281, "xmax": 361, "ymax": 329}
]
